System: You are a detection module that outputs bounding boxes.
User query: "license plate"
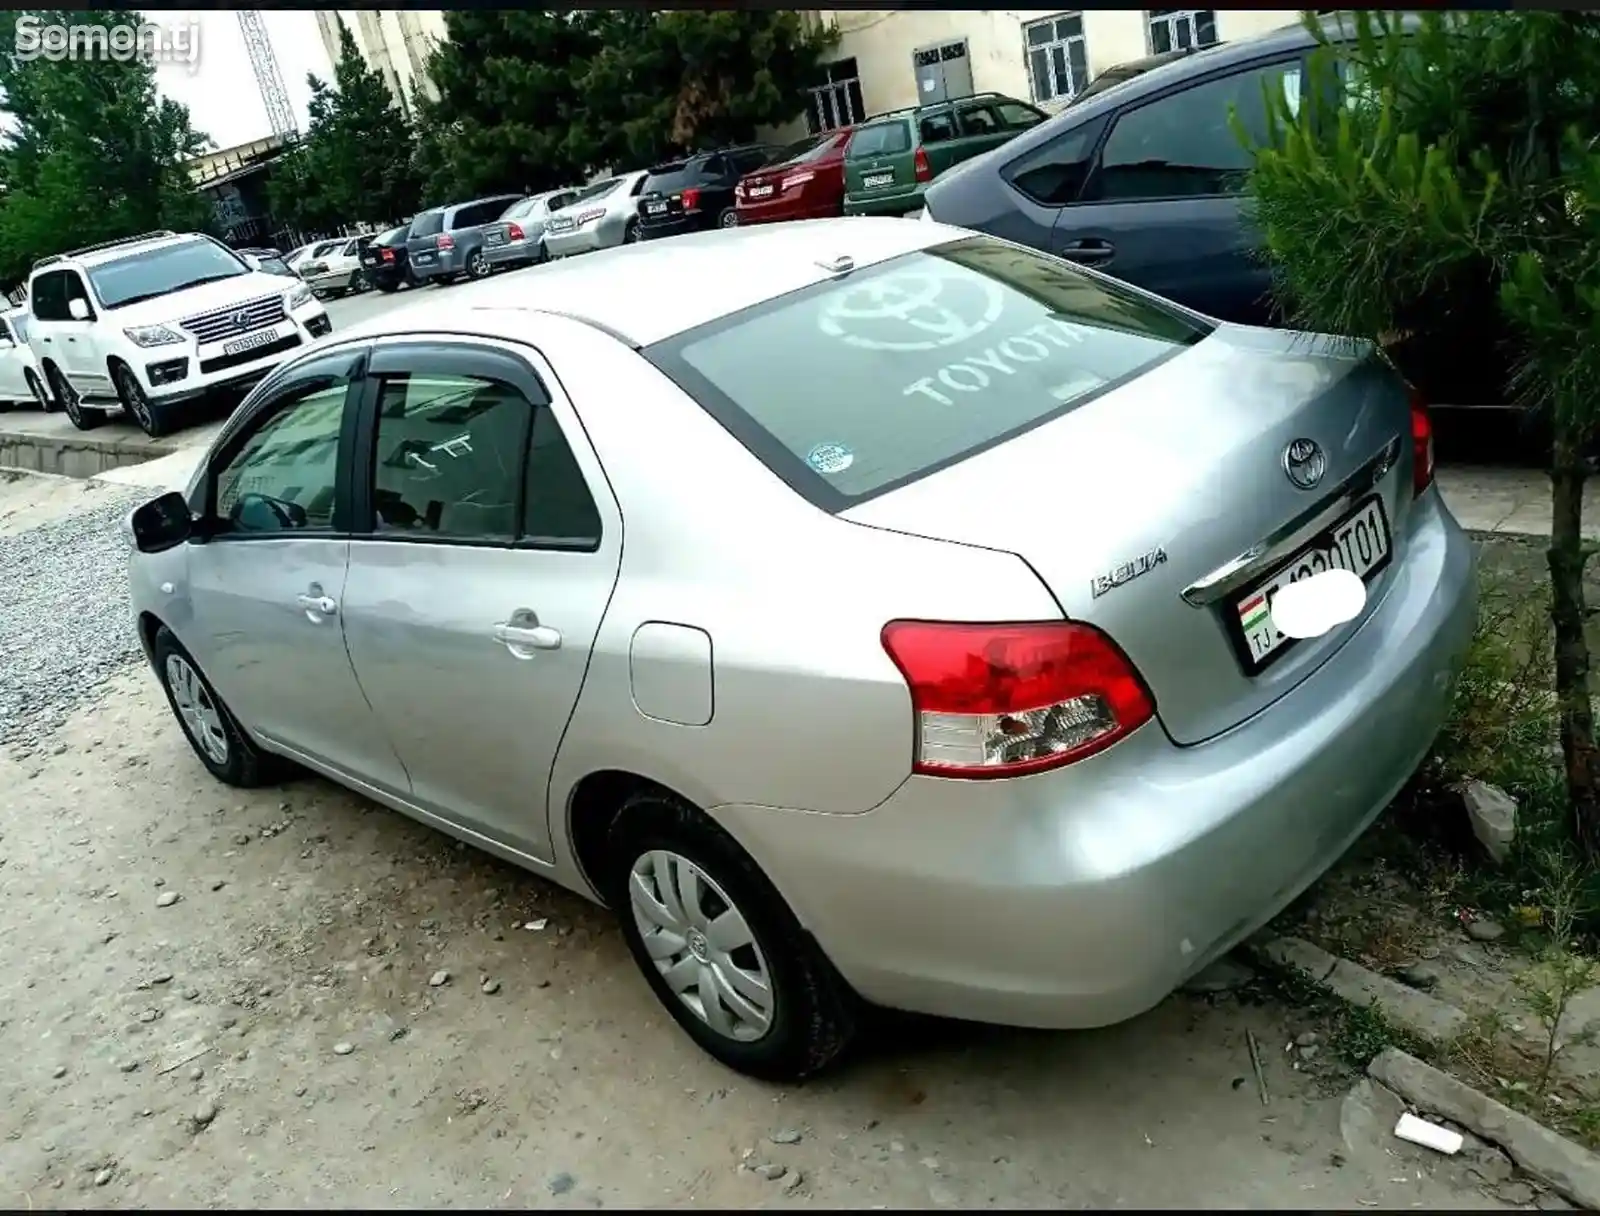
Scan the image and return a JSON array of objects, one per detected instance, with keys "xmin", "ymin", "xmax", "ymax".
[
  {"xmin": 222, "ymin": 329, "xmax": 279, "ymax": 358},
  {"xmin": 863, "ymin": 172, "xmax": 895, "ymax": 189},
  {"xmin": 414, "ymin": 252, "xmax": 435, "ymax": 264},
  {"xmin": 749, "ymin": 184, "xmax": 774, "ymax": 198},
  {"xmin": 485, "ymin": 233, "xmax": 504, "ymax": 246},
  {"xmin": 646, "ymin": 201, "xmax": 667, "ymax": 215},
  {"xmin": 361, "ymin": 254, "xmax": 379, "ymax": 265},
  {"xmin": 1231, "ymin": 495, "xmax": 1392, "ymax": 672},
  {"xmin": 548, "ymin": 219, "xmax": 573, "ymax": 232}
]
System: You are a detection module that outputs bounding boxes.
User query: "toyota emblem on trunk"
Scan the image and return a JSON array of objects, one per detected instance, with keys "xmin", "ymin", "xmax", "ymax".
[
  {"xmin": 231, "ymin": 310, "xmax": 251, "ymax": 330},
  {"xmin": 1282, "ymin": 438, "xmax": 1327, "ymax": 490}
]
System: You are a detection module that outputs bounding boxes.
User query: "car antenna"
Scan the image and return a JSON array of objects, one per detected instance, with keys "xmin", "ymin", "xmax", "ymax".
[{"xmin": 817, "ymin": 254, "xmax": 855, "ymax": 278}]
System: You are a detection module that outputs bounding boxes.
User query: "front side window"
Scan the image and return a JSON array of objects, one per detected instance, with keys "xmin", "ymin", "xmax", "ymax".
[
  {"xmin": 1024, "ymin": 12, "xmax": 1091, "ymax": 104},
  {"xmin": 955, "ymin": 103, "xmax": 1002, "ymax": 137},
  {"xmin": 213, "ymin": 375, "xmax": 350, "ymax": 535},
  {"xmin": 1090, "ymin": 59, "xmax": 1302, "ymax": 201},
  {"xmin": 87, "ymin": 239, "xmax": 248, "ymax": 310},
  {"xmin": 645, "ymin": 235, "xmax": 1208, "ymax": 510},
  {"xmin": 30, "ymin": 272, "xmax": 67, "ymax": 322},
  {"xmin": 1147, "ymin": 9, "xmax": 1218, "ymax": 54},
  {"xmin": 920, "ymin": 113, "xmax": 957, "ymax": 144}
]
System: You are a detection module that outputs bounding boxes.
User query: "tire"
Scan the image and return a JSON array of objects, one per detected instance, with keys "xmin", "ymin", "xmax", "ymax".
[
  {"xmin": 606, "ymin": 790, "xmax": 857, "ymax": 1082},
  {"xmin": 465, "ymin": 249, "xmax": 489, "ymax": 280},
  {"xmin": 46, "ymin": 363, "xmax": 99, "ymax": 431},
  {"xmin": 112, "ymin": 361, "xmax": 168, "ymax": 438},
  {"xmin": 623, "ymin": 218, "xmax": 641, "ymax": 245},
  {"xmin": 717, "ymin": 208, "xmax": 738, "ymax": 229},
  {"xmin": 376, "ymin": 279, "xmax": 398, "ymax": 294},
  {"xmin": 26, "ymin": 369, "xmax": 53, "ymax": 412},
  {"xmin": 152, "ymin": 625, "xmax": 289, "ymax": 788}
]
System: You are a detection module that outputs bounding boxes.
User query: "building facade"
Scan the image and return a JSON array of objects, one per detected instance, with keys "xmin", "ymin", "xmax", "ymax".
[{"xmin": 314, "ymin": 9, "xmax": 446, "ymax": 109}]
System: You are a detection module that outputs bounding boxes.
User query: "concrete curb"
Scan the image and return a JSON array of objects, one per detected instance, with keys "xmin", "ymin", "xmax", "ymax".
[
  {"xmin": 0, "ymin": 428, "xmax": 175, "ymax": 479},
  {"xmin": 1369, "ymin": 1048, "xmax": 1600, "ymax": 1210},
  {"xmin": 1251, "ymin": 936, "xmax": 1469, "ymax": 1042}
]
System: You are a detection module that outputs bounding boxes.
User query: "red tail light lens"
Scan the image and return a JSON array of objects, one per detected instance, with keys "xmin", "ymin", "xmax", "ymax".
[
  {"xmin": 913, "ymin": 146, "xmax": 933, "ymax": 183},
  {"xmin": 436, "ymin": 233, "xmax": 454, "ymax": 250},
  {"xmin": 680, "ymin": 187, "xmax": 701, "ymax": 211},
  {"xmin": 381, "ymin": 248, "xmax": 395, "ymax": 263},
  {"xmin": 880, "ymin": 620, "xmax": 1154, "ymax": 779},
  {"xmin": 1410, "ymin": 387, "xmax": 1434, "ymax": 496},
  {"xmin": 507, "ymin": 222, "xmax": 525, "ymax": 241}
]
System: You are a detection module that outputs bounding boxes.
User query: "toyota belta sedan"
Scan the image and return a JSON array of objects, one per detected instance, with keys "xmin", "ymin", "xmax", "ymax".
[{"xmin": 125, "ymin": 217, "xmax": 1476, "ymax": 1082}]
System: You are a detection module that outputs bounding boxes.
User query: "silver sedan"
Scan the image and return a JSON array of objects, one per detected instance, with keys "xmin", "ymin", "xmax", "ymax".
[
  {"xmin": 481, "ymin": 187, "xmax": 585, "ymax": 270},
  {"xmin": 124, "ymin": 218, "xmax": 1476, "ymax": 1081},
  {"xmin": 543, "ymin": 170, "xmax": 650, "ymax": 257}
]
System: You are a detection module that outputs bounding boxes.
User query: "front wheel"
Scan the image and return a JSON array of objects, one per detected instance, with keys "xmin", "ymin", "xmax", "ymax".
[
  {"xmin": 623, "ymin": 218, "xmax": 641, "ymax": 245},
  {"xmin": 113, "ymin": 362, "xmax": 167, "ymax": 438},
  {"xmin": 153, "ymin": 625, "xmax": 290, "ymax": 787},
  {"xmin": 607, "ymin": 790, "xmax": 858, "ymax": 1081}
]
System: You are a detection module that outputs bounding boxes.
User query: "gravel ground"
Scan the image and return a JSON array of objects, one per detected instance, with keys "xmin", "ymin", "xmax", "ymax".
[
  {"xmin": 0, "ymin": 467, "xmax": 1528, "ymax": 1208},
  {"xmin": 0, "ymin": 474, "xmax": 148, "ymax": 756}
]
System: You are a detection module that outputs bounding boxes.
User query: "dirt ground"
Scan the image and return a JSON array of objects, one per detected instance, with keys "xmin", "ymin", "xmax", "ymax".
[{"xmin": 0, "ymin": 470, "xmax": 1522, "ymax": 1210}]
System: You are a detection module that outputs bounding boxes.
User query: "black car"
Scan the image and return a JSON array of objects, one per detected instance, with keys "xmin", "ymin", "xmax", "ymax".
[
  {"xmin": 636, "ymin": 145, "xmax": 784, "ymax": 239},
  {"xmin": 360, "ymin": 223, "xmax": 414, "ymax": 293}
]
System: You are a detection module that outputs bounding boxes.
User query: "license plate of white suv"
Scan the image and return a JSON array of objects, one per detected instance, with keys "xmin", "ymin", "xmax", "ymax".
[
  {"xmin": 1231, "ymin": 495, "xmax": 1392, "ymax": 672},
  {"xmin": 222, "ymin": 329, "xmax": 279, "ymax": 358}
]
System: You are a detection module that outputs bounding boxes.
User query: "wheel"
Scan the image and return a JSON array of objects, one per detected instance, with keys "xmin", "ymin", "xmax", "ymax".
[
  {"xmin": 623, "ymin": 218, "xmax": 641, "ymax": 245},
  {"xmin": 465, "ymin": 249, "xmax": 489, "ymax": 279},
  {"xmin": 112, "ymin": 361, "xmax": 167, "ymax": 438},
  {"xmin": 376, "ymin": 279, "xmax": 398, "ymax": 294},
  {"xmin": 537, "ymin": 240, "xmax": 551, "ymax": 264},
  {"xmin": 26, "ymin": 369, "xmax": 53, "ymax": 412},
  {"xmin": 607, "ymin": 790, "xmax": 857, "ymax": 1081},
  {"xmin": 46, "ymin": 363, "xmax": 99, "ymax": 430},
  {"xmin": 153, "ymin": 625, "xmax": 289, "ymax": 787},
  {"xmin": 717, "ymin": 208, "xmax": 738, "ymax": 229}
]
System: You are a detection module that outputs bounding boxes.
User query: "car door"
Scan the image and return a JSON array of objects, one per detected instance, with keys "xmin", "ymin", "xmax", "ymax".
[
  {"xmin": 182, "ymin": 344, "xmax": 412, "ymax": 791},
  {"xmin": 917, "ymin": 109, "xmax": 963, "ymax": 178},
  {"xmin": 1045, "ymin": 54, "xmax": 1308, "ymax": 324},
  {"xmin": 949, "ymin": 100, "xmax": 1015, "ymax": 166},
  {"xmin": 338, "ymin": 338, "xmax": 621, "ymax": 862},
  {"xmin": 57, "ymin": 269, "xmax": 113, "ymax": 399},
  {"xmin": 0, "ymin": 317, "xmax": 26, "ymax": 400}
]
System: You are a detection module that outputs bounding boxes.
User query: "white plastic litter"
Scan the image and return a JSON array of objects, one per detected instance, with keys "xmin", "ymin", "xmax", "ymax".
[
  {"xmin": 1393, "ymin": 1112, "xmax": 1463, "ymax": 1155},
  {"xmin": 1270, "ymin": 567, "xmax": 1367, "ymax": 640}
]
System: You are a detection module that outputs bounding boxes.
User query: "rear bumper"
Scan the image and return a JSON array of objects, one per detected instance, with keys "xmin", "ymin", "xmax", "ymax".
[
  {"xmin": 712, "ymin": 490, "xmax": 1477, "ymax": 1030},
  {"xmin": 544, "ymin": 227, "xmax": 605, "ymax": 257},
  {"xmin": 483, "ymin": 238, "xmax": 542, "ymax": 266},
  {"xmin": 844, "ymin": 186, "xmax": 926, "ymax": 217},
  {"xmin": 638, "ymin": 213, "xmax": 715, "ymax": 241},
  {"xmin": 736, "ymin": 197, "xmax": 840, "ymax": 225},
  {"xmin": 409, "ymin": 249, "xmax": 465, "ymax": 280}
]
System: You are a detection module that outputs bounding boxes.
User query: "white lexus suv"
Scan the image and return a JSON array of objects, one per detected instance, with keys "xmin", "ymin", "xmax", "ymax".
[{"xmin": 25, "ymin": 230, "xmax": 332, "ymax": 437}]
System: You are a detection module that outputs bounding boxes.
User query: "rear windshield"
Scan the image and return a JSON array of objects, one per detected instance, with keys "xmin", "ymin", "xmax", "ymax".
[
  {"xmin": 572, "ymin": 177, "xmax": 622, "ymax": 204},
  {"xmin": 373, "ymin": 225, "xmax": 409, "ymax": 247},
  {"xmin": 642, "ymin": 161, "xmax": 701, "ymax": 194},
  {"xmin": 847, "ymin": 121, "xmax": 912, "ymax": 159},
  {"xmin": 410, "ymin": 210, "xmax": 444, "ymax": 238},
  {"xmin": 770, "ymin": 133, "xmax": 830, "ymax": 166},
  {"xmin": 644, "ymin": 235, "xmax": 1209, "ymax": 511}
]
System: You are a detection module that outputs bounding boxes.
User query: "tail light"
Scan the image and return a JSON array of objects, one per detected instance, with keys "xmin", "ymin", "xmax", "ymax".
[
  {"xmin": 913, "ymin": 147, "xmax": 933, "ymax": 183},
  {"xmin": 1410, "ymin": 387, "xmax": 1434, "ymax": 496},
  {"xmin": 680, "ymin": 187, "xmax": 701, "ymax": 211},
  {"xmin": 381, "ymin": 248, "xmax": 395, "ymax": 263},
  {"xmin": 880, "ymin": 620, "xmax": 1154, "ymax": 779},
  {"xmin": 781, "ymin": 171, "xmax": 815, "ymax": 193},
  {"xmin": 507, "ymin": 223, "xmax": 525, "ymax": 241},
  {"xmin": 436, "ymin": 233, "xmax": 454, "ymax": 250}
]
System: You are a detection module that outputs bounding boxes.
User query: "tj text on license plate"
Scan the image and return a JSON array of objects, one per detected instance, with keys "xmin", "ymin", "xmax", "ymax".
[
  {"xmin": 222, "ymin": 329, "xmax": 278, "ymax": 358},
  {"xmin": 646, "ymin": 202, "xmax": 667, "ymax": 215},
  {"xmin": 863, "ymin": 172, "xmax": 894, "ymax": 188},
  {"xmin": 1232, "ymin": 495, "xmax": 1392, "ymax": 671}
]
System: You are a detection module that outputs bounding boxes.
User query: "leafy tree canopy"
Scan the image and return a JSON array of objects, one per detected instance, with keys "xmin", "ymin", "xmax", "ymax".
[
  {"xmin": 0, "ymin": 8, "xmax": 213, "ymax": 288},
  {"xmin": 420, "ymin": 9, "xmax": 837, "ymax": 203}
]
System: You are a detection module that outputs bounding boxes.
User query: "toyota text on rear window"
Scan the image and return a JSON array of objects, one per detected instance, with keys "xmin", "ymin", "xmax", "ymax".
[{"xmin": 644, "ymin": 235, "xmax": 1209, "ymax": 511}]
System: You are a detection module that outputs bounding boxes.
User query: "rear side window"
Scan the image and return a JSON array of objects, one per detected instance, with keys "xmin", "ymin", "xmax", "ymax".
[
  {"xmin": 644, "ymin": 235, "xmax": 1208, "ymax": 510},
  {"xmin": 1003, "ymin": 114, "xmax": 1108, "ymax": 206},
  {"xmin": 847, "ymin": 121, "xmax": 912, "ymax": 159},
  {"xmin": 410, "ymin": 210, "xmax": 444, "ymax": 238}
]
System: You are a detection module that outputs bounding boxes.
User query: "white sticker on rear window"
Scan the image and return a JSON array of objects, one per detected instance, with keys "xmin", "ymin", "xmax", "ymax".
[
  {"xmin": 818, "ymin": 265, "xmax": 1005, "ymax": 352},
  {"xmin": 806, "ymin": 443, "xmax": 854, "ymax": 475}
]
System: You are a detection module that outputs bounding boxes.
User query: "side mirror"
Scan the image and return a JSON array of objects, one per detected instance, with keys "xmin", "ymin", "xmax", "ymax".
[
  {"xmin": 130, "ymin": 490, "xmax": 195, "ymax": 553},
  {"xmin": 67, "ymin": 297, "xmax": 91, "ymax": 321}
]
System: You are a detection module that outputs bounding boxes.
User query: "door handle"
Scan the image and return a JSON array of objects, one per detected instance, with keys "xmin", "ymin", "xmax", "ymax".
[
  {"xmin": 297, "ymin": 593, "xmax": 337, "ymax": 617},
  {"xmin": 1060, "ymin": 238, "xmax": 1115, "ymax": 265},
  {"xmin": 493, "ymin": 611, "xmax": 562, "ymax": 656}
]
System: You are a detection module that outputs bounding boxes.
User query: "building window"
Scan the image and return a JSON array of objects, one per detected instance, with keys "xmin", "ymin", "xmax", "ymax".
[
  {"xmin": 1147, "ymin": 10, "xmax": 1219, "ymax": 54},
  {"xmin": 806, "ymin": 57, "xmax": 865, "ymax": 134},
  {"xmin": 1023, "ymin": 13, "xmax": 1090, "ymax": 105}
]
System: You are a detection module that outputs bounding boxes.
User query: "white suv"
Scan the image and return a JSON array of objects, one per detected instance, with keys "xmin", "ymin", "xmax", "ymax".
[{"xmin": 26, "ymin": 230, "xmax": 332, "ymax": 437}]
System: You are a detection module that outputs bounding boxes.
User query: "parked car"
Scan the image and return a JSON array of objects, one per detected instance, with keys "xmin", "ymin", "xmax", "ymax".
[
  {"xmin": 734, "ymin": 129, "xmax": 856, "ymax": 225},
  {"xmin": 481, "ymin": 187, "xmax": 585, "ymax": 270},
  {"xmin": 842, "ymin": 93, "xmax": 1047, "ymax": 218},
  {"xmin": 287, "ymin": 239, "xmax": 344, "ymax": 274},
  {"xmin": 297, "ymin": 234, "xmax": 374, "ymax": 299},
  {"xmin": 407, "ymin": 194, "xmax": 524, "ymax": 286},
  {"xmin": 543, "ymin": 171, "xmax": 652, "ymax": 257},
  {"xmin": 124, "ymin": 217, "xmax": 1473, "ymax": 1082},
  {"xmin": 0, "ymin": 309, "xmax": 50, "ymax": 412},
  {"xmin": 920, "ymin": 15, "xmax": 1508, "ymax": 413},
  {"xmin": 238, "ymin": 248, "xmax": 297, "ymax": 278},
  {"xmin": 27, "ymin": 230, "xmax": 331, "ymax": 437},
  {"xmin": 636, "ymin": 147, "xmax": 782, "ymax": 239},
  {"xmin": 1068, "ymin": 49, "xmax": 1193, "ymax": 107},
  {"xmin": 358, "ymin": 224, "xmax": 415, "ymax": 293}
]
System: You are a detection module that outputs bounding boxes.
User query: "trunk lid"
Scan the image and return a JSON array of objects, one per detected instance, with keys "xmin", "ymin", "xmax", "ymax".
[
  {"xmin": 845, "ymin": 119, "xmax": 916, "ymax": 195},
  {"xmin": 842, "ymin": 325, "xmax": 1418, "ymax": 745}
]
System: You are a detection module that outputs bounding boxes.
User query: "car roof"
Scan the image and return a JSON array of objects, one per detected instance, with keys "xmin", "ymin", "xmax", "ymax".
[
  {"xmin": 45, "ymin": 233, "xmax": 201, "ymax": 271},
  {"xmin": 333, "ymin": 216, "xmax": 959, "ymax": 349}
]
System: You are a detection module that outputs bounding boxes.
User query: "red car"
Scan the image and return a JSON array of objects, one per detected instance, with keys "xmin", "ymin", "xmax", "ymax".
[{"xmin": 733, "ymin": 127, "xmax": 856, "ymax": 225}]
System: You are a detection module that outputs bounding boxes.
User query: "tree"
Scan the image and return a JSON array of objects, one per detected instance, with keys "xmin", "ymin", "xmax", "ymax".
[
  {"xmin": 286, "ymin": 19, "xmax": 422, "ymax": 228},
  {"xmin": 264, "ymin": 144, "xmax": 342, "ymax": 239},
  {"xmin": 419, "ymin": 10, "xmax": 838, "ymax": 201},
  {"xmin": 1238, "ymin": 12, "xmax": 1600, "ymax": 853},
  {"xmin": 0, "ymin": 9, "xmax": 212, "ymax": 287}
]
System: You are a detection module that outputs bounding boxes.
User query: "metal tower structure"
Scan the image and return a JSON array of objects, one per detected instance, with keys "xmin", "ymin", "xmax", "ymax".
[{"xmin": 237, "ymin": 10, "xmax": 298, "ymax": 140}]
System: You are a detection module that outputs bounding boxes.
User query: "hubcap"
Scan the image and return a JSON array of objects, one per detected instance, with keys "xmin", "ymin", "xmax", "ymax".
[
  {"xmin": 628, "ymin": 850, "xmax": 774, "ymax": 1042},
  {"xmin": 165, "ymin": 655, "xmax": 229, "ymax": 766},
  {"xmin": 720, "ymin": 211, "xmax": 738, "ymax": 228},
  {"xmin": 54, "ymin": 373, "xmax": 80, "ymax": 421},
  {"xmin": 469, "ymin": 253, "xmax": 487, "ymax": 277},
  {"xmin": 119, "ymin": 370, "xmax": 152, "ymax": 429}
]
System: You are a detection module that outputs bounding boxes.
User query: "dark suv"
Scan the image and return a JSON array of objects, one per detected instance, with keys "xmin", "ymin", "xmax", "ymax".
[
  {"xmin": 636, "ymin": 145, "xmax": 783, "ymax": 239},
  {"xmin": 921, "ymin": 15, "xmax": 1507, "ymax": 414},
  {"xmin": 405, "ymin": 193, "xmax": 523, "ymax": 286}
]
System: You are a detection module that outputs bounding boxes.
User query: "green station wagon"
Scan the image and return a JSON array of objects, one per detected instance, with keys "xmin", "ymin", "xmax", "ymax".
[{"xmin": 842, "ymin": 92, "xmax": 1047, "ymax": 217}]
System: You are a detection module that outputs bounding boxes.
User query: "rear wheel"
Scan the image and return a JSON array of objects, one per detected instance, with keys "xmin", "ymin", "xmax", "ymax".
[
  {"xmin": 606, "ymin": 789, "xmax": 857, "ymax": 1081},
  {"xmin": 717, "ymin": 208, "xmax": 738, "ymax": 229},
  {"xmin": 46, "ymin": 363, "xmax": 99, "ymax": 431},
  {"xmin": 26, "ymin": 369, "xmax": 53, "ymax": 412},
  {"xmin": 153, "ymin": 625, "xmax": 290, "ymax": 787},
  {"xmin": 465, "ymin": 249, "xmax": 490, "ymax": 279},
  {"xmin": 112, "ymin": 361, "xmax": 168, "ymax": 438}
]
